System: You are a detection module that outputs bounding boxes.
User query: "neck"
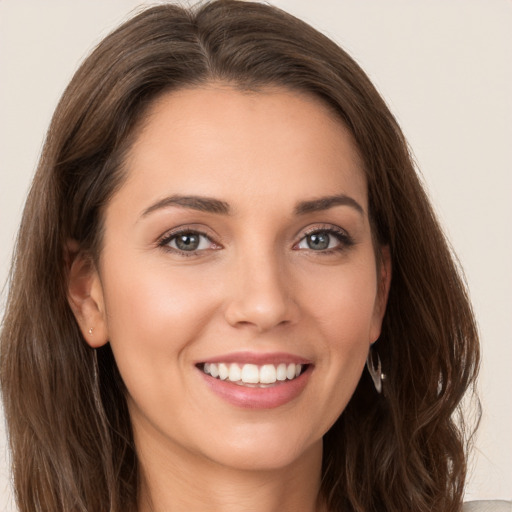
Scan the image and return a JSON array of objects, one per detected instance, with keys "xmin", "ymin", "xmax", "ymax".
[{"xmin": 136, "ymin": 433, "xmax": 326, "ymax": 512}]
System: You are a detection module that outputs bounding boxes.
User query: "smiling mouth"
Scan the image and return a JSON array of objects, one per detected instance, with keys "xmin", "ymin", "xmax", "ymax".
[{"xmin": 197, "ymin": 362, "xmax": 308, "ymax": 387}]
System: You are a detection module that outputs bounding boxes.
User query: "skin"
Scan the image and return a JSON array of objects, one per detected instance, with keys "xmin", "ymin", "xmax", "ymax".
[{"xmin": 68, "ymin": 85, "xmax": 391, "ymax": 512}]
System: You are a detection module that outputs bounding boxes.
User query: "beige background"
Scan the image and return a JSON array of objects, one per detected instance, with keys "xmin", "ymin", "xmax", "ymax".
[{"xmin": 1, "ymin": 1, "xmax": 511, "ymax": 509}]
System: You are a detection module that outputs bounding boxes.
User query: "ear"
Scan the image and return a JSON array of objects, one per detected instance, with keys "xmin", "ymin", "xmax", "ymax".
[
  {"xmin": 66, "ymin": 240, "xmax": 108, "ymax": 348},
  {"xmin": 370, "ymin": 245, "xmax": 392, "ymax": 343}
]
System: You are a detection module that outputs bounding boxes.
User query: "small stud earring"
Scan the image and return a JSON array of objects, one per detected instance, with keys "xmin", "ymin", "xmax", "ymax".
[{"xmin": 88, "ymin": 327, "xmax": 93, "ymax": 335}]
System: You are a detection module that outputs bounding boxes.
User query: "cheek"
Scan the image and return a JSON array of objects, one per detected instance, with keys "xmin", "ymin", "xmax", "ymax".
[
  {"xmin": 100, "ymin": 259, "xmax": 221, "ymax": 376},
  {"xmin": 99, "ymin": 260, "xmax": 227, "ymax": 439},
  {"xmin": 298, "ymin": 258, "xmax": 378, "ymax": 415},
  {"xmin": 302, "ymin": 257, "xmax": 379, "ymax": 341}
]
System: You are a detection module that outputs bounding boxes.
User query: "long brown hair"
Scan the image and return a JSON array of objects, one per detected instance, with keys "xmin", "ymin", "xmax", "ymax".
[{"xmin": 1, "ymin": 2, "xmax": 479, "ymax": 511}]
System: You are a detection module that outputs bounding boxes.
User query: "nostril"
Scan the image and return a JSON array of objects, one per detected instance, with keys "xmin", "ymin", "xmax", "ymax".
[{"xmin": 223, "ymin": 294, "xmax": 299, "ymax": 333}]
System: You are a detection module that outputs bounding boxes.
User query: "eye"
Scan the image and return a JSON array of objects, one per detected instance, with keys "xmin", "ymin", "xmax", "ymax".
[
  {"xmin": 296, "ymin": 227, "xmax": 353, "ymax": 252},
  {"xmin": 159, "ymin": 230, "xmax": 217, "ymax": 253}
]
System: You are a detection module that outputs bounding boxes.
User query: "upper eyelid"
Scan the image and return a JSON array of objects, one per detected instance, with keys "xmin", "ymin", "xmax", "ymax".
[
  {"xmin": 296, "ymin": 223, "xmax": 350, "ymax": 239},
  {"xmin": 157, "ymin": 223, "xmax": 351, "ymax": 248},
  {"xmin": 294, "ymin": 225, "xmax": 354, "ymax": 250},
  {"xmin": 157, "ymin": 231, "xmax": 218, "ymax": 255},
  {"xmin": 158, "ymin": 225, "xmax": 217, "ymax": 242}
]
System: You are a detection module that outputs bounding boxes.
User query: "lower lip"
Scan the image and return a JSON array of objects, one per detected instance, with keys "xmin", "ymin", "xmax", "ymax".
[{"xmin": 199, "ymin": 366, "xmax": 312, "ymax": 409}]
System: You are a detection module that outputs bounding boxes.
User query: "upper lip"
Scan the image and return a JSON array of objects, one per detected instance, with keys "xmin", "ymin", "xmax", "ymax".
[{"xmin": 197, "ymin": 351, "xmax": 312, "ymax": 366}]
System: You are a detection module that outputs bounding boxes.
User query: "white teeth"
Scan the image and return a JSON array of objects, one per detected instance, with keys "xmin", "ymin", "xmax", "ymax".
[
  {"xmin": 218, "ymin": 363, "xmax": 229, "ymax": 380},
  {"xmin": 241, "ymin": 364, "xmax": 259, "ymax": 384},
  {"xmin": 228, "ymin": 363, "xmax": 241, "ymax": 382},
  {"xmin": 260, "ymin": 364, "xmax": 277, "ymax": 384},
  {"xmin": 209, "ymin": 363, "xmax": 219, "ymax": 378},
  {"xmin": 201, "ymin": 362, "xmax": 305, "ymax": 385},
  {"xmin": 276, "ymin": 363, "xmax": 287, "ymax": 381}
]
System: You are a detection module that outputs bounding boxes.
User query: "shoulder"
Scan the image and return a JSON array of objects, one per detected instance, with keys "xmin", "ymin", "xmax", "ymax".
[{"xmin": 463, "ymin": 501, "xmax": 512, "ymax": 512}]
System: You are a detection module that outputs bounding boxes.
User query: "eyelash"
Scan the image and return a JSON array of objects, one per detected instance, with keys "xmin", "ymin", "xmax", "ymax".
[
  {"xmin": 295, "ymin": 225, "xmax": 355, "ymax": 255},
  {"xmin": 157, "ymin": 228, "xmax": 219, "ymax": 257},
  {"xmin": 157, "ymin": 225, "xmax": 354, "ymax": 256}
]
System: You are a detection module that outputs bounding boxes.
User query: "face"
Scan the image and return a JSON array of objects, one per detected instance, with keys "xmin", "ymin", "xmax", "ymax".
[{"xmin": 72, "ymin": 86, "xmax": 390, "ymax": 473}]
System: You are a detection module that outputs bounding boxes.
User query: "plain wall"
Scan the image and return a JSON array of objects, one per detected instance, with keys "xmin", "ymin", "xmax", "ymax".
[{"xmin": 1, "ymin": 1, "xmax": 511, "ymax": 509}]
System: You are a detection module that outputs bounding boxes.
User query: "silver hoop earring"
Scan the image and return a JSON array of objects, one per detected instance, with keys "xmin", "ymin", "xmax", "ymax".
[{"xmin": 367, "ymin": 346, "xmax": 385, "ymax": 394}]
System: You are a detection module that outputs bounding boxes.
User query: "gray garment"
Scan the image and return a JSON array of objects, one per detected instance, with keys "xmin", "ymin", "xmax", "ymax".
[{"xmin": 463, "ymin": 501, "xmax": 512, "ymax": 512}]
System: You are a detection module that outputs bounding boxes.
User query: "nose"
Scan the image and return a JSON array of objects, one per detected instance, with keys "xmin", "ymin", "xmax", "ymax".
[{"xmin": 223, "ymin": 250, "xmax": 299, "ymax": 332}]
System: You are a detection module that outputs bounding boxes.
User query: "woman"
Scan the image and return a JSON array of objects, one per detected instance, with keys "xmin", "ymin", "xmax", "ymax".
[{"xmin": 0, "ymin": 1, "xmax": 486, "ymax": 511}]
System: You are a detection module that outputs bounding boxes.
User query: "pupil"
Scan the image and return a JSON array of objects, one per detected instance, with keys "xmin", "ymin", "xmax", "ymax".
[
  {"xmin": 307, "ymin": 233, "xmax": 329, "ymax": 250},
  {"xmin": 176, "ymin": 233, "xmax": 199, "ymax": 251}
]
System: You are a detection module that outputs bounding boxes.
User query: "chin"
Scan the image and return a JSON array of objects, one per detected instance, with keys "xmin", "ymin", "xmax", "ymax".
[{"xmin": 197, "ymin": 426, "xmax": 323, "ymax": 473}]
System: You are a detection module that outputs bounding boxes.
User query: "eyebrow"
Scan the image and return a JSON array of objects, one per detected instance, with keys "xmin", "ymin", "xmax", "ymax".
[
  {"xmin": 141, "ymin": 193, "xmax": 364, "ymax": 218},
  {"xmin": 141, "ymin": 195, "xmax": 231, "ymax": 217},
  {"xmin": 294, "ymin": 194, "xmax": 364, "ymax": 216}
]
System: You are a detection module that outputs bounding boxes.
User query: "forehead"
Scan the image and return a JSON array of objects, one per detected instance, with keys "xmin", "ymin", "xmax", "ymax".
[{"xmin": 117, "ymin": 85, "xmax": 367, "ymax": 216}]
